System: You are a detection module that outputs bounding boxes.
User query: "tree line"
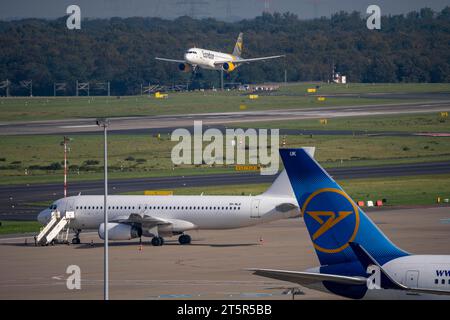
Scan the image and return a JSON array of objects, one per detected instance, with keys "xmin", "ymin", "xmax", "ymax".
[{"xmin": 0, "ymin": 7, "xmax": 449, "ymax": 96}]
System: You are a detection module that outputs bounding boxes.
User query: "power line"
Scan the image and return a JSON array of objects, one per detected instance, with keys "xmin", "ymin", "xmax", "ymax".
[
  {"xmin": 176, "ymin": 0, "xmax": 210, "ymax": 19},
  {"xmin": 217, "ymin": 0, "xmax": 239, "ymax": 21}
]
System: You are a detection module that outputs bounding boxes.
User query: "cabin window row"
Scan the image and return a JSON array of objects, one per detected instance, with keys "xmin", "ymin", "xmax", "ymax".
[
  {"xmin": 434, "ymin": 279, "xmax": 450, "ymax": 285},
  {"xmin": 75, "ymin": 205, "xmax": 241, "ymax": 211}
]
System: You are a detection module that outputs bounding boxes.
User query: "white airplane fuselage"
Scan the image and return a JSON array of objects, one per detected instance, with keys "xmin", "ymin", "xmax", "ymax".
[
  {"xmin": 304, "ymin": 255, "xmax": 450, "ymax": 300},
  {"xmin": 184, "ymin": 48, "xmax": 237, "ymax": 71},
  {"xmin": 38, "ymin": 194, "xmax": 298, "ymax": 233},
  {"xmin": 37, "ymin": 154, "xmax": 312, "ymax": 245}
]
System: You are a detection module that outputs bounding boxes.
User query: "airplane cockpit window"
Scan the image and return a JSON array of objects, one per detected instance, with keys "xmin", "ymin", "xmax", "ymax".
[{"xmin": 48, "ymin": 204, "xmax": 57, "ymax": 210}]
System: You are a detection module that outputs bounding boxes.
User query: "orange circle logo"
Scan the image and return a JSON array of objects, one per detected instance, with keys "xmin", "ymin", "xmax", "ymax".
[{"xmin": 302, "ymin": 188, "xmax": 360, "ymax": 253}]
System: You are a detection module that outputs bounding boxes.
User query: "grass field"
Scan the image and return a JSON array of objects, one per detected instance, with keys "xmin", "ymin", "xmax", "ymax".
[
  {"xmin": 0, "ymin": 220, "xmax": 41, "ymax": 235},
  {"xmin": 234, "ymin": 112, "xmax": 450, "ymax": 133},
  {"xmin": 1, "ymin": 116, "xmax": 450, "ymax": 186},
  {"xmin": 1, "ymin": 82, "xmax": 448, "ymax": 122},
  {"xmin": 0, "ymin": 95, "xmax": 399, "ymax": 123},
  {"xmin": 279, "ymin": 82, "xmax": 450, "ymax": 95},
  {"xmin": 123, "ymin": 174, "xmax": 450, "ymax": 206},
  {"xmin": 1, "ymin": 129, "xmax": 450, "ymax": 185}
]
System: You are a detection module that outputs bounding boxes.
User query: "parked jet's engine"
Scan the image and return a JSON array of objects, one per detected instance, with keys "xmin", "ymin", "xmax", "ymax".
[
  {"xmin": 222, "ymin": 62, "xmax": 236, "ymax": 72},
  {"xmin": 178, "ymin": 63, "xmax": 192, "ymax": 72},
  {"xmin": 98, "ymin": 223, "xmax": 142, "ymax": 240}
]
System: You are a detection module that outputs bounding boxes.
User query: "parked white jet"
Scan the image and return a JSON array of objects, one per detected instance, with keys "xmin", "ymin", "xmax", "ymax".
[
  {"xmin": 155, "ymin": 33, "xmax": 284, "ymax": 73},
  {"xmin": 37, "ymin": 148, "xmax": 314, "ymax": 246},
  {"xmin": 249, "ymin": 148, "xmax": 450, "ymax": 300}
]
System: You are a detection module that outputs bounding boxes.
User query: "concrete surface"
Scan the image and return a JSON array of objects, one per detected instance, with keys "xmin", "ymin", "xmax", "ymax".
[{"xmin": 0, "ymin": 206, "xmax": 448, "ymax": 300}]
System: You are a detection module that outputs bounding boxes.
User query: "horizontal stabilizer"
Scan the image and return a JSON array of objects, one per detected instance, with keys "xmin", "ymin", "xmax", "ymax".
[{"xmin": 247, "ymin": 268, "xmax": 366, "ymax": 286}]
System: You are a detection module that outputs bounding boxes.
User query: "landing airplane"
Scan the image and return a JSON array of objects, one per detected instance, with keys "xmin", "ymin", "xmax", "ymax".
[
  {"xmin": 249, "ymin": 148, "xmax": 450, "ymax": 299},
  {"xmin": 155, "ymin": 33, "xmax": 284, "ymax": 73},
  {"xmin": 37, "ymin": 148, "xmax": 314, "ymax": 246}
]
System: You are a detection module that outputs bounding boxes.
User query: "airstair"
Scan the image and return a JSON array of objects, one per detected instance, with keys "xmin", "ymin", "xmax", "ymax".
[{"xmin": 36, "ymin": 211, "xmax": 74, "ymax": 246}]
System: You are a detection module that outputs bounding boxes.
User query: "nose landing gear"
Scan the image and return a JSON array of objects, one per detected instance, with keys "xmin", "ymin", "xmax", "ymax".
[{"xmin": 71, "ymin": 229, "xmax": 81, "ymax": 244}]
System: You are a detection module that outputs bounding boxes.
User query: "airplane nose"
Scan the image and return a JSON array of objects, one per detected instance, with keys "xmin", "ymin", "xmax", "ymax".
[{"xmin": 37, "ymin": 209, "xmax": 50, "ymax": 224}]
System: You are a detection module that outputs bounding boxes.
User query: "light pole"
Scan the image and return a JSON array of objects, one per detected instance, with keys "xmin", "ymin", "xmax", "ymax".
[
  {"xmin": 96, "ymin": 118, "xmax": 110, "ymax": 300},
  {"xmin": 60, "ymin": 136, "xmax": 72, "ymax": 198}
]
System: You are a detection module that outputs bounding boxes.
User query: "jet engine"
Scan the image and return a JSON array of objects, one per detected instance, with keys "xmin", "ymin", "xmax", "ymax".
[
  {"xmin": 178, "ymin": 63, "xmax": 192, "ymax": 72},
  {"xmin": 222, "ymin": 62, "xmax": 236, "ymax": 72},
  {"xmin": 98, "ymin": 222, "xmax": 142, "ymax": 240}
]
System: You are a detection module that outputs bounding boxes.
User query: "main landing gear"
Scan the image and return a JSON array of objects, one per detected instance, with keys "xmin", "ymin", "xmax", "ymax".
[
  {"xmin": 178, "ymin": 234, "xmax": 191, "ymax": 245},
  {"xmin": 71, "ymin": 229, "xmax": 81, "ymax": 244},
  {"xmin": 150, "ymin": 234, "xmax": 191, "ymax": 246},
  {"xmin": 151, "ymin": 236, "xmax": 164, "ymax": 246}
]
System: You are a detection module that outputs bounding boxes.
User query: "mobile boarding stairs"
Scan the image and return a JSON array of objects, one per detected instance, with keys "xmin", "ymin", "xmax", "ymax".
[{"xmin": 35, "ymin": 211, "xmax": 74, "ymax": 246}]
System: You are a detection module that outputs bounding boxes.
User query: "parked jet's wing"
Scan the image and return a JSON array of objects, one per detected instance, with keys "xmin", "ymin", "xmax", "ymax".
[
  {"xmin": 155, "ymin": 57, "xmax": 186, "ymax": 63},
  {"xmin": 113, "ymin": 213, "xmax": 171, "ymax": 228},
  {"xmin": 247, "ymin": 268, "xmax": 367, "ymax": 286},
  {"xmin": 112, "ymin": 214, "xmax": 197, "ymax": 232}
]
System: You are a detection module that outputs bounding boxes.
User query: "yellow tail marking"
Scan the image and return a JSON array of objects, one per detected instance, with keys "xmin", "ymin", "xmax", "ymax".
[{"xmin": 306, "ymin": 211, "xmax": 353, "ymax": 240}]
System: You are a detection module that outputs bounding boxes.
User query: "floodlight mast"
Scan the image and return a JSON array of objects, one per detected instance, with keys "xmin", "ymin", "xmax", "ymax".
[
  {"xmin": 96, "ymin": 118, "xmax": 110, "ymax": 300},
  {"xmin": 61, "ymin": 136, "xmax": 70, "ymax": 198}
]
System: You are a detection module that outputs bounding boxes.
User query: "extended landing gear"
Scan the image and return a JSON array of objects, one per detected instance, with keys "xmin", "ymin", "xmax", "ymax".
[
  {"xmin": 178, "ymin": 234, "xmax": 191, "ymax": 245},
  {"xmin": 151, "ymin": 236, "xmax": 164, "ymax": 246},
  {"xmin": 71, "ymin": 229, "xmax": 81, "ymax": 245}
]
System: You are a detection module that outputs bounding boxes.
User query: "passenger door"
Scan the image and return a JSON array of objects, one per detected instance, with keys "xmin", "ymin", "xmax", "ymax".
[
  {"xmin": 250, "ymin": 199, "xmax": 261, "ymax": 218},
  {"xmin": 62, "ymin": 198, "xmax": 75, "ymax": 214},
  {"xmin": 405, "ymin": 270, "xmax": 419, "ymax": 288}
]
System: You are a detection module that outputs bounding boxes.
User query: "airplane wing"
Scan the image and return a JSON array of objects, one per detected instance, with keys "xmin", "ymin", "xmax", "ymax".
[
  {"xmin": 234, "ymin": 55, "xmax": 285, "ymax": 63},
  {"xmin": 113, "ymin": 213, "xmax": 197, "ymax": 232},
  {"xmin": 113, "ymin": 213, "xmax": 171, "ymax": 229},
  {"xmin": 247, "ymin": 268, "xmax": 367, "ymax": 286},
  {"xmin": 155, "ymin": 57, "xmax": 186, "ymax": 63}
]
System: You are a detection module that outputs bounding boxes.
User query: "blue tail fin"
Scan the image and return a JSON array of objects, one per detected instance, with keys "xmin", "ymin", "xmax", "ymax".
[{"xmin": 280, "ymin": 148, "xmax": 409, "ymax": 266}]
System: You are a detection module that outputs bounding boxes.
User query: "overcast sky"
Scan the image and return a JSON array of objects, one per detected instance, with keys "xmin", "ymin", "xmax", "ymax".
[{"xmin": 1, "ymin": 0, "xmax": 449, "ymax": 21}]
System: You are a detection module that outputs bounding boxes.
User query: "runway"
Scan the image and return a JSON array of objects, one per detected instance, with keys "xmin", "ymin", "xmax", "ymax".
[
  {"xmin": 1, "ymin": 161, "xmax": 449, "ymax": 220},
  {"xmin": 0, "ymin": 100, "xmax": 449, "ymax": 136},
  {"xmin": 0, "ymin": 207, "xmax": 448, "ymax": 299}
]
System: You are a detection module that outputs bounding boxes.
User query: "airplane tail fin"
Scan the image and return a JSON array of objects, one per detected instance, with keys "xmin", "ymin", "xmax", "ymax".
[
  {"xmin": 279, "ymin": 148, "xmax": 409, "ymax": 266},
  {"xmin": 263, "ymin": 147, "xmax": 315, "ymax": 198},
  {"xmin": 232, "ymin": 32, "xmax": 243, "ymax": 57}
]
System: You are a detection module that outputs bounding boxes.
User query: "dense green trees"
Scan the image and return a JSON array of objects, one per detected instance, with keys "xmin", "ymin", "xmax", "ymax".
[{"xmin": 0, "ymin": 8, "xmax": 449, "ymax": 96}]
